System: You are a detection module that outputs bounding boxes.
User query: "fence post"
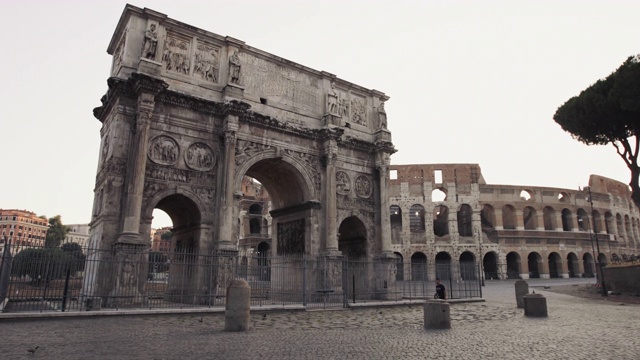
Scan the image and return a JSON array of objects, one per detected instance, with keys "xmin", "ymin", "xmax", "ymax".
[
  {"xmin": 61, "ymin": 268, "xmax": 71, "ymax": 312},
  {"xmin": 0, "ymin": 241, "xmax": 13, "ymax": 305},
  {"xmin": 478, "ymin": 263, "xmax": 483, "ymax": 298},
  {"xmin": 342, "ymin": 258, "xmax": 347, "ymax": 307},
  {"xmin": 302, "ymin": 253, "xmax": 307, "ymax": 306}
]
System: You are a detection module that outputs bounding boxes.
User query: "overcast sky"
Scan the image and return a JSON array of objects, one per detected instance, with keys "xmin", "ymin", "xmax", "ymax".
[{"xmin": 1, "ymin": 0, "xmax": 638, "ymax": 229}]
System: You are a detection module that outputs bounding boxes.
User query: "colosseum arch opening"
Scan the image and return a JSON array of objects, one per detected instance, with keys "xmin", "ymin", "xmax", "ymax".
[{"xmin": 506, "ymin": 252, "xmax": 522, "ymax": 279}]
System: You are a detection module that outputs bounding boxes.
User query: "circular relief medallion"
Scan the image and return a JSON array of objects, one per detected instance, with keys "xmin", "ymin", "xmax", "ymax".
[
  {"xmin": 148, "ymin": 135, "xmax": 179, "ymax": 166},
  {"xmin": 185, "ymin": 142, "xmax": 216, "ymax": 171},
  {"xmin": 354, "ymin": 175, "xmax": 372, "ymax": 198},
  {"xmin": 336, "ymin": 171, "xmax": 351, "ymax": 195}
]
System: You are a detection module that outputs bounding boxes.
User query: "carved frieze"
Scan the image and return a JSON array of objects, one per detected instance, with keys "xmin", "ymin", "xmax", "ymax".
[
  {"xmin": 354, "ymin": 175, "xmax": 372, "ymax": 198},
  {"xmin": 146, "ymin": 163, "xmax": 217, "ymax": 187},
  {"xmin": 148, "ymin": 136, "xmax": 179, "ymax": 166},
  {"xmin": 146, "ymin": 165, "xmax": 189, "ymax": 183},
  {"xmin": 143, "ymin": 181, "xmax": 167, "ymax": 198},
  {"xmin": 97, "ymin": 156, "xmax": 127, "ymax": 183},
  {"xmin": 235, "ymin": 140, "xmax": 273, "ymax": 167},
  {"xmin": 193, "ymin": 43, "xmax": 220, "ymax": 83},
  {"xmin": 194, "ymin": 187, "xmax": 216, "ymax": 202},
  {"xmin": 350, "ymin": 96, "xmax": 366, "ymax": 126},
  {"xmin": 284, "ymin": 149, "xmax": 319, "ymax": 173},
  {"xmin": 336, "ymin": 171, "xmax": 351, "ymax": 195},
  {"xmin": 185, "ymin": 142, "xmax": 216, "ymax": 171},
  {"xmin": 112, "ymin": 31, "xmax": 126, "ymax": 75},
  {"xmin": 162, "ymin": 32, "xmax": 191, "ymax": 75},
  {"xmin": 277, "ymin": 219, "xmax": 305, "ymax": 254},
  {"xmin": 156, "ymin": 92, "xmax": 222, "ymax": 115},
  {"xmin": 101, "ymin": 132, "xmax": 110, "ymax": 161},
  {"xmin": 190, "ymin": 171, "xmax": 216, "ymax": 187}
]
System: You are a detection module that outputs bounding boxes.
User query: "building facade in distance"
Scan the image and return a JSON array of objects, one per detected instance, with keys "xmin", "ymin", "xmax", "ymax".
[
  {"xmin": 0, "ymin": 209, "xmax": 49, "ymax": 252},
  {"xmin": 388, "ymin": 164, "xmax": 640, "ymax": 281},
  {"xmin": 65, "ymin": 224, "xmax": 91, "ymax": 249}
]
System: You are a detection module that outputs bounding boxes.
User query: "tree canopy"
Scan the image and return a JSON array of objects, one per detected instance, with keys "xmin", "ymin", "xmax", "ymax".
[
  {"xmin": 45, "ymin": 215, "xmax": 71, "ymax": 248},
  {"xmin": 160, "ymin": 231, "xmax": 172, "ymax": 241},
  {"xmin": 554, "ymin": 55, "xmax": 640, "ymax": 208}
]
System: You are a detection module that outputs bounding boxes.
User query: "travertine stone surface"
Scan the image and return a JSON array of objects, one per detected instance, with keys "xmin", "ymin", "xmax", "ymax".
[{"xmin": 84, "ymin": 5, "xmax": 395, "ymax": 306}]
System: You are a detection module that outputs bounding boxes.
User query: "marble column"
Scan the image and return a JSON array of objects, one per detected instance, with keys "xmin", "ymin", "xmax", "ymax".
[
  {"xmin": 109, "ymin": 74, "xmax": 167, "ymax": 308},
  {"xmin": 378, "ymin": 164, "xmax": 392, "ymax": 254},
  {"xmin": 117, "ymin": 74, "xmax": 168, "ymax": 244},
  {"xmin": 322, "ymin": 135, "xmax": 339, "ymax": 254},
  {"xmin": 217, "ymin": 115, "xmax": 239, "ymax": 249}
]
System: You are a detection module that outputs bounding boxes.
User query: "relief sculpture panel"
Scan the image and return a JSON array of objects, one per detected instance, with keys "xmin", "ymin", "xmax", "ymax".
[
  {"xmin": 162, "ymin": 32, "xmax": 191, "ymax": 75},
  {"xmin": 146, "ymin": 165, "xmax": 189, "ymax": 183},
  {"xmin": 185, "ymin": 142, "xmax": 216, "ymax": 171},
  {"xmin": 354, "ymin": 175, "xmax": 372, "ymax": 198},
  {"xmin": 193, "ymin": 43, "xmax": 220, "ymax": 83},
  {"xmin": 336, "ymin": 171, "xmax": 351, "ymax": 195},
  {"xmin": 235, "ymin": 140, "xmax": 273, "ymax": 167},
  {"xmin": 149, "ymin": 135, "xmax": 179, "ymax": 166},
  {"xmin": 277, "ymin": 219, "xmax": 305, "ymax": 255},
  {"xmin": 350, "ymin": 96, "xmax": 366, "ymax": 126}
]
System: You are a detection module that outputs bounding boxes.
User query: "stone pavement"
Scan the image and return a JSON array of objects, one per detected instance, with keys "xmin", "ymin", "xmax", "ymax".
[{"xmin": 1, "ymin": 279, "xmax": 639, "ymax": 359}]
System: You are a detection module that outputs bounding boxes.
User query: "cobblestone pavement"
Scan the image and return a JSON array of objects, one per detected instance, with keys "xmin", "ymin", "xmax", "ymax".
[{"xmin": 1, "ymin": 279, "xmax": 639, "ymax": 359}]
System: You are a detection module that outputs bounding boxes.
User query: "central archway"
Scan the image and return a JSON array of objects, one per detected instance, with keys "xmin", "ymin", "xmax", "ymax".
[{"xmin": 239, "ymin": 156, "xmax": 316, "ymax": 256}]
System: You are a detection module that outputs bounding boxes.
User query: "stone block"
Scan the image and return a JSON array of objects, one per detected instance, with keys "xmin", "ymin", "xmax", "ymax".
[
  {"xmin": 523, "ymin": 293, "xmax": 547, "ymax": 317},
  {"xmin": 514, "ymin": 280, "xmax": 529, "ymax": 308},
  {"xmin": 225, "ymin": 279, "xmax": 251, "ymax": 331},
  {"xmin": 423, "ymin": 300, "xmax": 451, "ymax": 330}
]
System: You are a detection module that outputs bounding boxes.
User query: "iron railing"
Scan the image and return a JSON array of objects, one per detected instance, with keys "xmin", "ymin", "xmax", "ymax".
[{"xmin": 0, "ymin": 240, "xmax": 481, "ymax": 313}]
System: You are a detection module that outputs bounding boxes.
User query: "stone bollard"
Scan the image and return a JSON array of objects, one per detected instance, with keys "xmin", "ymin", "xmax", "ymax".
[
  {"xmin": 514, "ymin": 280, "xmax": 529, "ymax": 308},
  {"xmin": 225, "ymin": 279, "xmax": 251, "ymax": 331},
  {"xmin": 523, "ymin": 293, "xmax": 547, "ymax": 317},
  {"xmin": 423, "ymin": 300, "xmax": 451, "ymax": 330}
]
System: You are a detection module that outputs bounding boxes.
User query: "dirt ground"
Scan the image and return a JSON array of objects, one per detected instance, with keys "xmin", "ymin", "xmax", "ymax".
[{"xmin": 537, "ymin": 283, "xmax": 640, "ymax": 305}]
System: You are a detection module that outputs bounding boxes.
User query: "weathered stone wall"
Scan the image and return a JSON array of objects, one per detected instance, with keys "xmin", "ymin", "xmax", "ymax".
[
  {"xmin": 389, "ymin": 164, "xmax": 640, "ymax": 280},
  {"xmin": 603, "ymin": 265, "xmax": 640, "ymax": 294}
]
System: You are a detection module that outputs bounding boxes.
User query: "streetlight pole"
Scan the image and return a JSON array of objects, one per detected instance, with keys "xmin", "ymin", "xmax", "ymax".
[
  {"xmin": 475, "ymin": 216, "xmax": 485, "ymax": 286},
  {"xmin": 587, "ymin": 187, "xmax": 607, "ymax": 296}
]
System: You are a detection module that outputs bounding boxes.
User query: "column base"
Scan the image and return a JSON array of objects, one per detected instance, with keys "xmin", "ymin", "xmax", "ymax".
[
  {"xmin": 116, "ymin": 231, "xmax": 146, "ymax": 245},
  {"xmin": 106, "ymin": 242, "xmax": 148, "ymax": 308}
]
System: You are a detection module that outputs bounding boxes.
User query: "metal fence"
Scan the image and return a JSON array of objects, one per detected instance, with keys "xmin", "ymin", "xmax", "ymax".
[
  {"xmin": 394, "ymin": 261, "xmax": 482, "ymax": 300},
  {"xmin": 0, "ymin": 242, "xmax": 481, "ymax": 313}
]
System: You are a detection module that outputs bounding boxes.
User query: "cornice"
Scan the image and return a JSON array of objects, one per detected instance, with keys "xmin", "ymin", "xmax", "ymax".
[
  {"xmin": 270, "ymin": 200, "xmax": 322, "ymax": 218},
  {"xmin": 374, "ymin": 140, "xmax": 397, "ymax": 155},
  {"xmin": 156, "ymin": 91, "xmax": 224, "ymax": 116},
  {"xmin": 130, "ymin": 73, "xmax": 169, "ymax": 96},
  {"xmin": 93, "ymin": 77, "xmax": 135, "ymax": 121}
]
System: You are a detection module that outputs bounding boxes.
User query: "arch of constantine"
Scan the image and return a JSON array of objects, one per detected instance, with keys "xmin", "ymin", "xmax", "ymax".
[
  {"xmin": 83, "ymin": 5, "xmax": 396, "ymax": 306},
  {"xmin": 82, "ymin": 5, "xmax": 639, "ymax": 307}
]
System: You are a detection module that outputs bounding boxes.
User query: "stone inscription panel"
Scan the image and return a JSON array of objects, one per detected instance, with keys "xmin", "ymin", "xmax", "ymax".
[{"xmin": 239, "ymin": 53, "xmax": 320, "ymax": 112}]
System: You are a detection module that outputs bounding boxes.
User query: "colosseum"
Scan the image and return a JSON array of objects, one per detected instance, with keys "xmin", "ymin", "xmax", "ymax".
[
  {"xmin": 386, "ymin": 164, "xmax": 640, "ymax": 281},
  {"xmin": 236, "ymin": 164, "xmax": 640, "ymax": 282}
]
